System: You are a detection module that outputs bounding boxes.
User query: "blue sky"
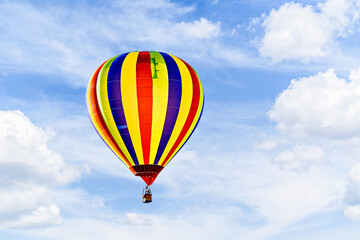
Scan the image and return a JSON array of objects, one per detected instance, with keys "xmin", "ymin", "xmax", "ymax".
[{"xmin": 1, "ymin": 0, "xmax": 360, "ymax": 239}]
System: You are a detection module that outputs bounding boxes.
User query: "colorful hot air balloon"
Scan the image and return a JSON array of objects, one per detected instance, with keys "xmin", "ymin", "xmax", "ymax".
[{"xmin": 86, "ymin": 51, "xmax": 204, "ymax": 189}]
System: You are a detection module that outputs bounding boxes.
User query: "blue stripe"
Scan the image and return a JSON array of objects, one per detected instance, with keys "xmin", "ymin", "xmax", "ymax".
[
  {"xmin": 107, "ymin": 52, "xmax": 139, "ymax": 165},
  {"xmin": 153, "ymin": 52, "xmax": 182, "ymax": 165}
]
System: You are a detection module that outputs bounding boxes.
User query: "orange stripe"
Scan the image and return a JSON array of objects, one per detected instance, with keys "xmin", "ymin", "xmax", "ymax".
[{"xmin": 88, "ymin": 60, "xmax": 132, "ymax": 167}]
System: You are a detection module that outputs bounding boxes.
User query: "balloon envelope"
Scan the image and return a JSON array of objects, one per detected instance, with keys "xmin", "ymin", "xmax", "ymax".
[{"xmin": 86, "ymin": 51, "xmax": 204, "ymax": 185}]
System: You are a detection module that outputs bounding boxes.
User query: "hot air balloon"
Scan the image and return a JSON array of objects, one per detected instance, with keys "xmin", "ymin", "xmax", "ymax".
[{"xmin": 86, "ymin": 51, "xmax": 204, "ymax": 203}]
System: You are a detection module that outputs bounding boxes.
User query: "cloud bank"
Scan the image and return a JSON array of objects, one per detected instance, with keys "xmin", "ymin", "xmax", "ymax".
[
  {"xmin": 269, "ymin": 67, "xmax": 360, "ymax": 138},
  {"xmin": 0, "ymin": 110, "xmax": 80, "ymax": 228},
  {"xmin": 259, "ymin": 0, "xmax": 360, "ymax": 62}
]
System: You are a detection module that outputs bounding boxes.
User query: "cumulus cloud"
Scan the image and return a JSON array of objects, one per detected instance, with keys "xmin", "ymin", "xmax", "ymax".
[
  {"xmin": 0, "ymin": 110, "xmax": 80, "ymax": 228},
  {"xmin": 268, "ymin": 68, "xmax": 360, "ymax": 138},
  {"xmin": 266, "ymin": 66, "xmax": 360, "ymax": 221},
  {"xmin": 0, "ymin": 110, "xmax": 79, "ymax": 186},
  {"xmin": 259, "ymin": 0, "xmax": 360, "ymax": 62},
  {"xmin": 274, "ymin": 145, "xmax": 325, "ymax": 172}
]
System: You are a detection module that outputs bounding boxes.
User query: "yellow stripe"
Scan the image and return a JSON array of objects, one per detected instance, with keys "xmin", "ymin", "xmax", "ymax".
[
  {"xmin": 163, "ymin": 71, "xmax": 204, "ymax": 167},
  {"xmin": 96, "ymin": 56, "xmax": 135, "ymax": 166},
  {"xmin": 86, "ymin": 65, "xmax": 131, "ymax": 167},
  {"xmin": 158, "ymin": 54, "xmax": 193, "ymax": 165},
  {"xmin": 121, "ymin": 52, "xmax": 144, "ymax": 165},
  {"xmin": 148, "ymin": 52, "xmax": 169, "ymax": 165}
]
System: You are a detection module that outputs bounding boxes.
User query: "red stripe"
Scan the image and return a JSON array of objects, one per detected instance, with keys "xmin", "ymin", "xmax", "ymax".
[
  {"xmin": 89, "ymin": 60, "xmax": 132, "ymax": 167},
  {"xmin": 136, "ymin": 51, "xmax": 153, "ymax": 165},
  {"xmin": 161, "ymin": 60, "xmax": 201, "ymax": 166}
]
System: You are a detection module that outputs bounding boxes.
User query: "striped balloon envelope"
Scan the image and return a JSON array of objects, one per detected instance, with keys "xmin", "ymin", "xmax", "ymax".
[{"xmin": 86, "ymin": 51, "xmax": 204, "ymax": 186}]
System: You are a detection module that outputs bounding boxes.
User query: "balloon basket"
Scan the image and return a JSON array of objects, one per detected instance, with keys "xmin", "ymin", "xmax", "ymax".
[{"xmin": 142, "ymin": 186, "xmax": 152, "ymax": 203}]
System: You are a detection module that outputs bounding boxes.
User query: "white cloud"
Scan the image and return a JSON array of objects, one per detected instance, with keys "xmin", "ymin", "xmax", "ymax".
[
  {"xmin": 265, "ymin": 66, "xmax": 360, "ymax": 222},
  {"xmin": 255, "ymin": 139, "xmax": 278, "ymax": 150},
  {"xmin": 157, "ymin": 146, "xmax": 344, "ymax": 239},
  {"xmin": 269, "ymin": 68, "xmax": 360, "ymax": 138},
  {"xmin": 343, "ymin": 163, "xmax": 360, "ymax": 221},
  {"xmin": 274, "ymin": 145, "xmax": 325, "ymax": 172},
  {"xmin": 0, "ymin": 99, "xmax": 351, "ymax": 239},
  {"xmin": 0, "ymin": 1, "xmax": 220, "ymax": 87},
  {"xmin": 0, "ymin": 187, "xmax": 45, "ymax": 214},
  {"xmin": 349, "ymin": 66, "xmax": 360, "ymax": 82},
  {"xmin": 259, "ymin": 0, "xmax": 360, "ymax": 62},
  {"xmin": 0, "ymin": 110, "xmax": 80, "ymax": 186},
  {"xmin": 114, "ymin": 0, "xmax": 194, "ymax": 14},
  {"xmin": 260, "ymin": 3, "xmax": 329, "ymax": 62},
  {"xmin": 174, "ymin": 18, "xmax": 220, "ymax": 39},
  {"xmin": 0, "ymin": 110, "xmax": 80, "ymax": 228},
  {"xmin": 266, "ymin": 67, "xmax": 360, "ymax": 219},
  {"xmin": 124, "ymin": 213, "xmax": 153, "ymax": 225},
  {"xmin": 344, "ymin": 205, "xmax": 360, "ymax": 221},
  {"xmin": 4, "ymin": 204, "xmax": 62, "ymax": 229},
  {"xmin": 244, "ymin": 170, "xmax": 343, "ymax": 238},
  {"xmin": 254, "ymin": 134, "xmax": 287, "ymax": 150},
  {"xmin": 0, "ymin": 96, "xmax": 138, "ymax": 180},
  {"xmin": 26, "ymin": 211, "xmax": 243, "ymax": 240}
]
